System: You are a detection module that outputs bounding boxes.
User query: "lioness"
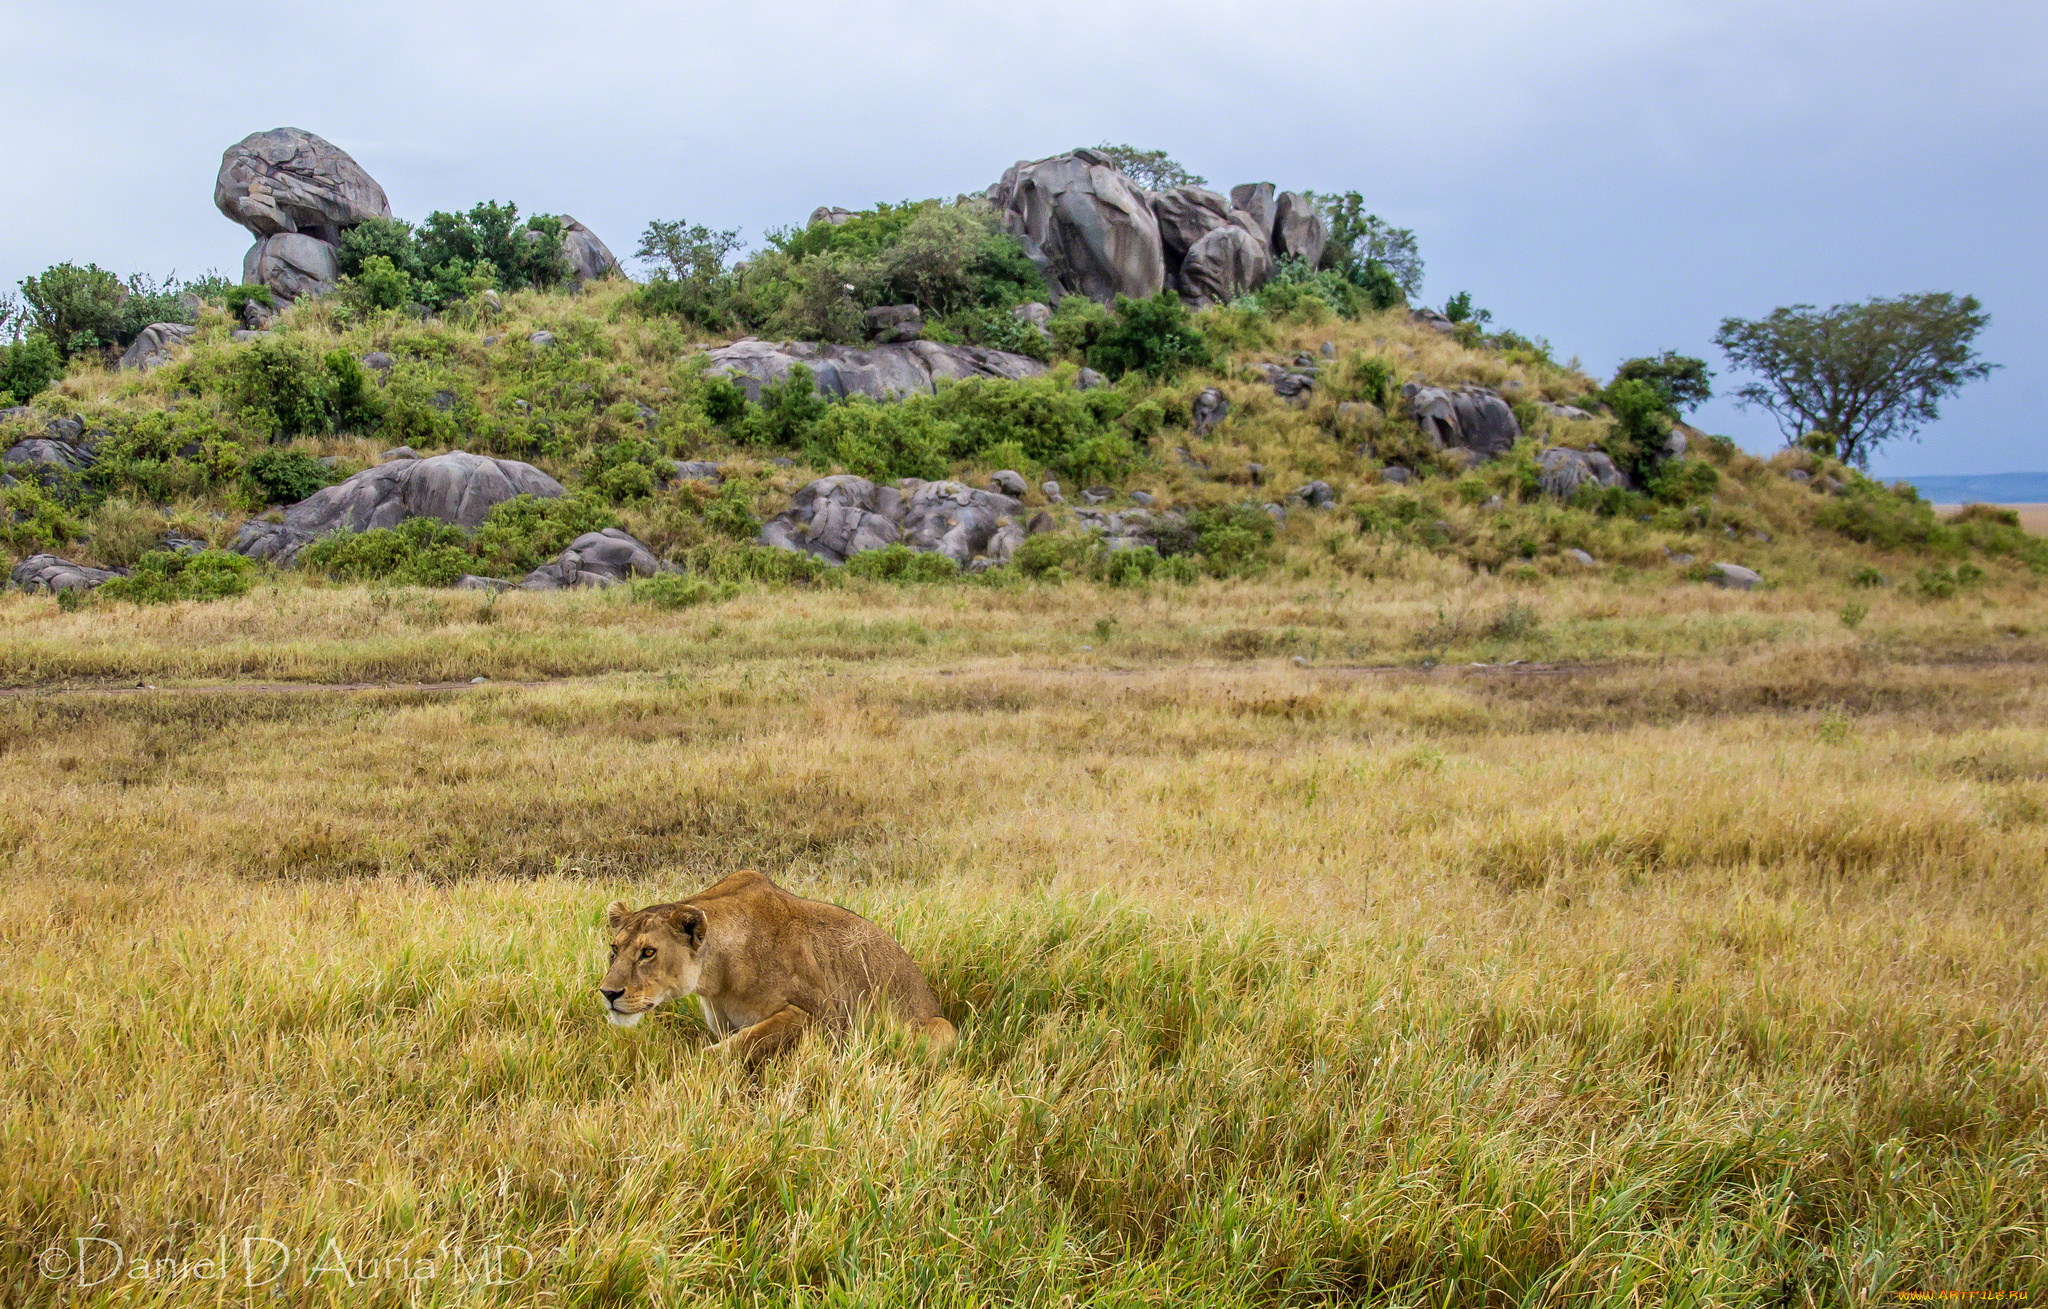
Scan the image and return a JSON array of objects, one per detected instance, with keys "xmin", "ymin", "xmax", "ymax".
[{"xmin": 599, "ymin": 870, "xmax": 955, "ymax": 1065}]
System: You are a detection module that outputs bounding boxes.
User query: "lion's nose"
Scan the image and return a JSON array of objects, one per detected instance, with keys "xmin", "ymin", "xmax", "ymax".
[{"xmin": 600, "ymin": 988, "xmax": 625, "ymax": 1005}]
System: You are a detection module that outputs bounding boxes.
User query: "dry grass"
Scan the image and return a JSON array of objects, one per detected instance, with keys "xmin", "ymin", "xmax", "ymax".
[{"xmin": 1, "ymin": 579, "xmax": 2044, "ymax": 1305}]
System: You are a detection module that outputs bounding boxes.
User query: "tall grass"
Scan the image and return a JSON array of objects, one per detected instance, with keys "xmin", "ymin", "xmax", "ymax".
[{"xmin": 1, "ymin": 613, "xmax": 2043, "ymax": 1303}]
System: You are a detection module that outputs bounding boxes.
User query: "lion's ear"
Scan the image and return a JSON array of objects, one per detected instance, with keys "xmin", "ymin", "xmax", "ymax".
[
  {"xmin": 667, "ymin": 904, "xmax": 707, "ymax": 949},
  {"xmin": 605, "ymin": 900, "xmax": 633, "ymax": 930}
]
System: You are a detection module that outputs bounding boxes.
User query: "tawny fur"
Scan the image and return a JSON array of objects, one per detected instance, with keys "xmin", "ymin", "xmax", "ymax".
[{"xmin": 598, "ymin": 870, "xmax": 955, "ymax": 1066}]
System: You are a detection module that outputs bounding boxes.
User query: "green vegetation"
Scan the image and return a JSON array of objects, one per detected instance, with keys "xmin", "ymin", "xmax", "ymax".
[
  {"xmin": 96, "ymin": 548, "xmax": 254, "ymax": 603},
  {"xmin": 1715, "ymin": 292, "xmax": 1996, "ymax": 469}
]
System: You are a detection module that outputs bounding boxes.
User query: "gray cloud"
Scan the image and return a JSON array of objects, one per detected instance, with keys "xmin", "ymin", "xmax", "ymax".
[{"xmin": 4, "ymin": 0, "xmax": 2039, "ymax": 475}]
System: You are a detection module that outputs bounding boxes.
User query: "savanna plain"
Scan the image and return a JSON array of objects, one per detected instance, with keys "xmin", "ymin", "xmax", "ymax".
[{"xmin": 1, "ymin": 566, "xmax": 2044, "ymax": 1307}]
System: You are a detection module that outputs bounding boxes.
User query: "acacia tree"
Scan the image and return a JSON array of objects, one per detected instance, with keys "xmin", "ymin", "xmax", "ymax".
[
  {"xmin": 1313, "ymin": 192, "xmax": 1423, "ymax": 304},
  {"xmin": 1713, "ymin": 293, "xmax": 1995, "ymax": 468}
]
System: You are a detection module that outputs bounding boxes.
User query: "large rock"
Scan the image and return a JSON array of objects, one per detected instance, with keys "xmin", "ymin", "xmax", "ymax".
[
  {"xmin": 703, "ymin": 338, "xmax": 1046, "ymax": 404},
  {"xmin": 215, "ymin": 127, "xmax": 391, "ymax": 242},
  {"xmin": 118, "ymin": 322, "xmax": 197, "ymax": 372},
  {"xmin": 231, "ymin": 450, "xmax": 564, "ymax": 565},
  {"xmin": 559, "ymin": 217, "xmax": 622, "ymax": 283},
  {"xmin": 1229, "ymin": 183, "xmax": 1277, "ymax": 237},
  {"xmin": 3, "ymin": 435, "xmax": 94, "ymax": 482},
  {"xmin": 757, "ymin": 475, "xmax": 1025, "ymax": 567},
  {"xmin": 1191, "ymin": 387, "xmax": 1230, "ymax": 436},
  {"xmin": 1403, "ymin": 384, "xmax": 1521, "ymax": 460},
  {"xmin": 243, "ymin": 232, "xmax": 340, "ymax": 302},
  {"xmin": 10, "ymin": 554, "xmax": 123, "ymax": 593},
  {"xmin": 521, "ymin": 529, "xmax": 661, "ymax": 589},
  {"xmin": 1150, "ymin": 187, "xmax": 1240, "ymax": 266},
  {"xmin": 1535, "ymin": 446, "xmax": 1628, "ymax": 499},
  {"xmin": 1272, "ymin": 192, "xmax": 1327, "ymax": 266},
  {"xmin": 991, "ymin": 150, "xmax": 1165, "ymax": 303},
  {"xmin": 1179, "ymin": 226, "xmax": 1274, "ymax": 308}
]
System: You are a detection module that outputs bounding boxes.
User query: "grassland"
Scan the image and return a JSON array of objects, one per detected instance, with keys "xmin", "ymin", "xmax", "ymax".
[{"xmin": 1, "ymin": 566, "xmax": 2044, "ymax": 1306}]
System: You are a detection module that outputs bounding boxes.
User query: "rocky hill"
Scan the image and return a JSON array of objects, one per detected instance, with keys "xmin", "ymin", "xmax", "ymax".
[{"xmin": 3, "ymin": 130, "xmax": 2042, "ymax": 604}]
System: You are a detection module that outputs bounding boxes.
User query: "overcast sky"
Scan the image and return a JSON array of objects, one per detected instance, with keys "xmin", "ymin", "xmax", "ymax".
[{"xmin": 4, "ymin": 0, "xmax": 2040, "ymax": 476}]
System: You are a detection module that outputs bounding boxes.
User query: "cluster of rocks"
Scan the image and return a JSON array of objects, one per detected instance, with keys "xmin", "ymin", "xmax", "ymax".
[
  {"xmin": 758, "ymin": 475, "xmax": 1036, "ymax": 569},
  {"xmin": 9, "ymin": 554, "xmax": 126, "ymax": 593},
  {"xmin": 2, "ymin": 412, "xmax": 99, "ymax": 487},
  {"xmin": 216, "ymin": 127, "xmax": 620, "ymax": 308},
  {"xmin": 703, "ymin": 338, "xmax": 1048, "ymax": 403},
  {"xmin": 919, "ymin": 150, "xmax": 1327, "ymax": 310}
]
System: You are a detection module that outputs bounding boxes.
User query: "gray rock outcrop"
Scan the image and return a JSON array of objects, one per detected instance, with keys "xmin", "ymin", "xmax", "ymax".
[
  {"xmin": 558, "ymin": 217, "xmax": 622, "ymax": 283},
  {"xmin": 10, "ymin": 554, "xmax": 124, "ymax": 593},
  {"xmin": 232, "ymin": 450, "xmax": 564, "ymax": 565},
  {"xmin": 703, "ymin": 338, "xmax": 1046, "ymax": 403},
  {"xmin": 1180, "ymin": 225, "xmax": 1273, "ymax": 307},
  {"xmin": 1708, "ymin": 562, "xmax": 1761, "ymax": 591},
  {"xmin": 1191, "ymin": 387, "xmax": 1229, "ymax": 436},
  {"xmin": 1230, "ymin": 183, "xmax": 1277, "ymax": 236},
  {"xmin": 1535, "ymin": 447, "xmax": 1628, "ymax": 499},
  {"xmin": 215, "ymin": 127, "xmax": 391, "ymax": 243},
  {"xmin": 520, "ymin": 529, "xmax": 661, "ymax": 589},
  {"xmin": 118, "ymin": 322, "xmax": 198, "ymax": 372},
  {"xmin": 1150, "ymin": 187, "xmax": 1240, "ymax": 267},
  {"xmin": 1271, "ymin": 192, "xmax": 1327, "ymax": 266},
  {"xmin": 864, "ymin": 304, "xmax": 924, "ymax": 344},
  {"xmin": 990, "ymin": 150, "xmax": 1165, "ymax": 303},
  {"xmin": 1403, "ymin": 384, "xmax": 1521, "ymax": 459},
  {"xmin": 758, "ymin": 475, "xmax": 1027, "ymax": 567},
  {"xmin": 243, "ymin": 232, "xmax": 341, "ymax": 302}
]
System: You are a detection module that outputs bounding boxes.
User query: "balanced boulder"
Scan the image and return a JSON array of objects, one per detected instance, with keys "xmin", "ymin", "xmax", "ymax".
[
  {"xmin": 990, "ymin": 150, "xmax": 1165, "ymax": 303},
  {"xmin": 1229, "ymin": 183, "xmax": 1277, "ymax": 237},
  {"xmin": 215, "ymin": 127, "xmax": 390, "ymax": 242}
]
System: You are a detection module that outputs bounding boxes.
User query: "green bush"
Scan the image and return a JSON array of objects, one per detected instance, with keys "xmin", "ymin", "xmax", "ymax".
[
  {"xmin": 805, "ymin": 397, "xmax": 953, "ymax": 482},
  {"xmin": 1849, "ymin": 565, "xmax": 1887, "ymax": 587},
  {"xmin": 471, "ymin": 493, "xmax": 618, "ymax": 575},
  {"xmin": 1337, "ymin": 355, "xmax": 1395, "ymax": 408},
  {"xmin": 926, "ymin": 305, "xmax": 1052, "ymax": 361},
  {"xmin": 1049, "ymin": 295, "xmax": 1112, "ymax": 355},
  {"xmin": 1102, "ymin": 545, "xmax": 1199, "ymax": 587},
  {"xmin": 98, "ymin": 550, "xmax": 255, "ymax": 604},
  {"xmin": 741, "ymin": 364, "xmax": 829, "ymax": 448},
  {"xmin": 17, "ymin": 263, "xmax": 195, "ymax": 358},
  {"xmin": 582, "ymin": 435, "xmax": 673, "ymax": 504},
  {"xmin": 242, "ymin": 447, "xmax": 335, "ymax": 505},
  {"xmin": 1599, "ymin": 378, "xmax": 1675, "ymax": 484},
  {"xmin": 700, "ymin": 480, "xmax": 762, "ymax": 540},
  {"xmin": 1090, "ymin": 291, "xmax": 1212, "ymax": 381},
  {"xmin": 301, "ymin": 517, "xmax": 472, "ymax": 586},
  {"xmin": 1013, "ymin": 532, "xmax": 1099, "ymax": 580},
  {"xmin": 221, "ymin": 285, "xmax": 274, "ymax": 318},
  {"xmin": 1613, "ymin": 352, "xmax": 1712, "ymax": 414},
  {"xmin": 0, "ymin": 333, "xmax": 63, "ymax": 403},
  {"xmin": 1815, "ymin": 482, "xmax": 1951, "ymax": 552},
  {"xmin": 927, "ymin": 374, "xmax": 1133, "ymax": 484},
  {"xmin": 336, "ymin": 218, "xmax": 425, "ymax": 281},
  {"xmin": 418, "ymin": 202, "xmax": 570, "ymax": 300},
  {"xmin": 699, "ymin": 375, "xmax": 749, "ymax": 427},
  {"xmin": 677, "ymin": 540, "xmax": 836, "ymax": 586},
  {"xmin": 634, "ymin": 573, "xmax": 736, "ymax": 609},
  {"xmin": 1190, "ymin": 504, "xmax": 1276, "ymax": 576},
  {"xmin": 189, "ymin": 337, "xmax": 345, "ymax": 439},
  {"xmin": 844, "ymin": 544, "xmax": 960, "ymax": 582},
  {"xmin": 1, "ymin": 481, "xmax": 82, "ymax": 553}
]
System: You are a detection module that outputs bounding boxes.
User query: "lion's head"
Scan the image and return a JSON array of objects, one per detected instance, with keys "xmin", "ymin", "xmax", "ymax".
[{"xmin": 598, "ymin": 899, "xmax": 707, "ymax": 1028}]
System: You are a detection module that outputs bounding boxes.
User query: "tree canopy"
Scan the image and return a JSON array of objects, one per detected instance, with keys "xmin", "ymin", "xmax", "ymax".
[
  {"xmin": 1087, "ymin": 144, "xmax": 1205, "ymax": 192},
  {"xmin": 1713, "ymin": 293, "xmax": 1995, "ymax": 468}
]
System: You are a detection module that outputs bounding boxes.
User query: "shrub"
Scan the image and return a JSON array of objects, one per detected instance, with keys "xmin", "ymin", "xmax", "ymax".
[
  {"xmin": 843, "ymin": 544, "xmax": 959, "ymax": 582},
  {"xmin": 1815, "ymin": 482, "xmax": 1952, "ymax": 553},
  {"xmin": 200, "ymin": 337, "xmax": 339, "ymax": 439},
  {"xmin": 221, "ymin": 285, "xmax": 274, "ymax": 318},
  {"xmin": 344, "ymin": 256, "xmax": 418, "ymax": 313},
  {"xmin": 634, "ymin": 573, "xmax": 736, "ymax": 609},
  {"xmin": 1613, "ymin": 352, "xmax": 1713, "ymax": 414},
  {"xmin": 98, "ymin": 550, "xmax": 255, "ymax": 604},
  {"xmin": 1599, "ymin": 377, "xmax": 1675, "ymax": 484},
  {"xmin": 805, "ymin": 398, "xmax": 953, "ymax": 482},
  {"xmin": 1190, "ymin": 503, "xmax": 1276, "ymax": 576},
  {"xmin": 0, "ymin": 333, "xmax": 63, "ymax": 403},
  {"xmin": 927, "ymin": 374, "xmax": 1135, "ymax": 485},
  {"xmin": 927, "ymin": 305, "xmax": 1052, "ymax": 362},
  {"xmin": 699, "ymin": 375, "xmax": 749, "ymax": 427},
  {"xmin": 1049, "ymin": 295, "xmax": 1112, "ymax": 355},
  {"xmin": 583, "ymin": 435, "xmax": 673, "ymax": 504},
  {"xmin": 1, "ymin": 480, "xmax": 82, "ymax": 553},
  {"xmin": 1337, "ymin": 355, "xmax": 1395, "ymax": 408},
  {"xmin": 1090, "ymin": 291, "xmax": 1212, "ymax": 381},
  {"xmin": 741, "ymin": 364, "xmax": 829, "ymax": 448},
  {"xmin": 1848, "ymin": 565, "xmax": 1888, "ymax": 587},
  {"xmin": 677, "ymin": 540, "xmax": 836, "ymax": 586},
  {"xmin": 301, "ymin": 517, "xmax": 472, "ymax": 585},
  {"xmin": 243, "ymin": 447, "xmax": 335, "ymax": 506},
  {"xmin": 700, "ymin": 481, "xmax": 762, "ymax": 540},
  {"xmin": 417, "ymin": 202, "xmax": 571, "ymax": 299},
  {"xmin": 336, "ymin": 218, "xmax": 425, "ymax": 281},
  {"xmin": 17, "ymin": 262, "xmax": 176, "ymax": 357},
  {"xmin": 1103, "ymin": 545, "xmax": 1199, "ymax": 587},
  {"xmin": 471, "ymin": 493, "xmax": 618, "ymax": 575}
]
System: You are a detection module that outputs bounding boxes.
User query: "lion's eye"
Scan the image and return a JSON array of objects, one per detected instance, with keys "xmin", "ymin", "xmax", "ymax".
[{"xmin": 639, "ymin": 946, "xmax": 657, "ymax": 960}]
